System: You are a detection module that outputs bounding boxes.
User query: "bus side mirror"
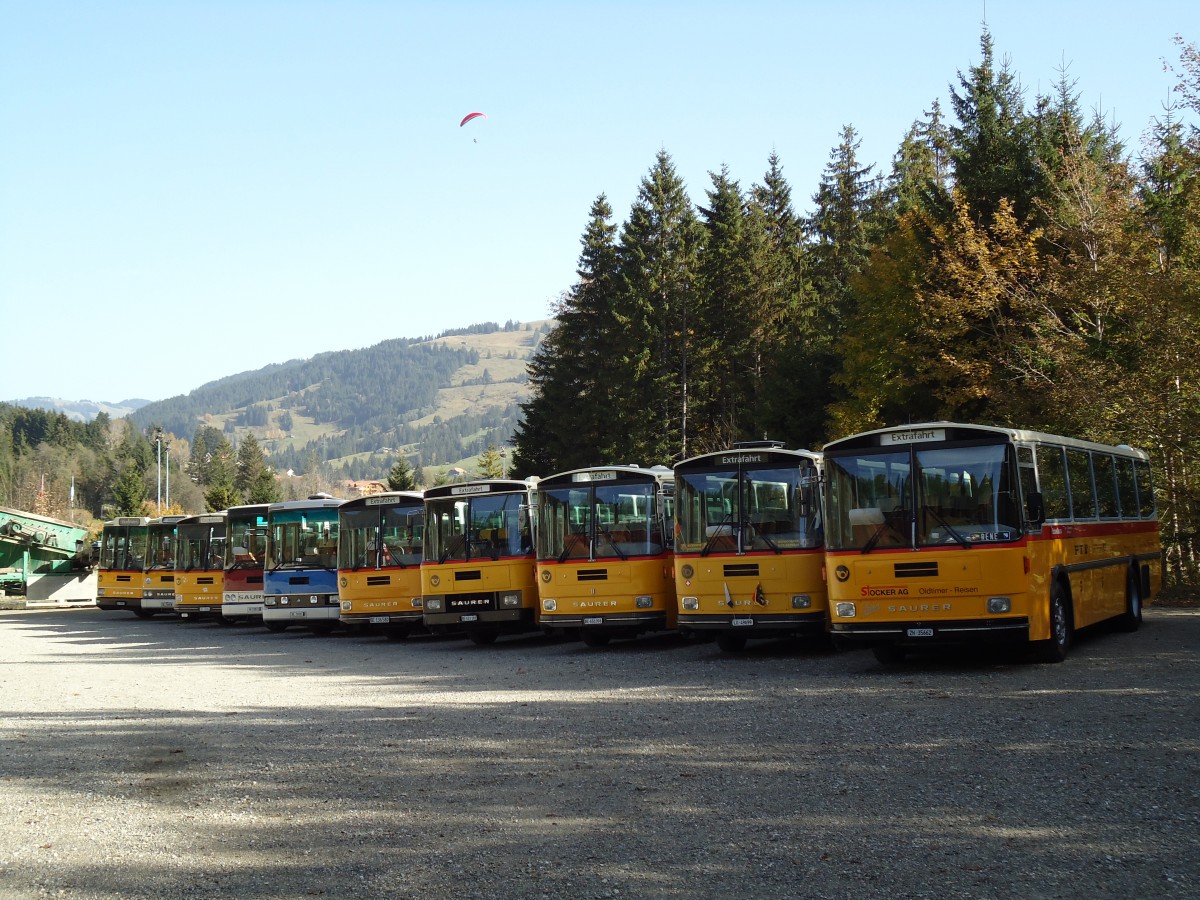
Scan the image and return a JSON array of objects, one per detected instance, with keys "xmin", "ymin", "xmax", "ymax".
[{"xmin": 1026, "ymin": 491, "xmax": 1045, "ymax": 528}]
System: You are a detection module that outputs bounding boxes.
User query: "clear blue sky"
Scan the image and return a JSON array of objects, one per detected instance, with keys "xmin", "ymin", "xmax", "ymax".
[{"xmin": 2, "ymin": 1, "xmax": 1193, "ymax": 403}]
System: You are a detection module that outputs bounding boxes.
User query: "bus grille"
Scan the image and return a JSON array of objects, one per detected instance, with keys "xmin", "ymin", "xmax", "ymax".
[
  {"xmin": 894, "ymin": 561, "xmax": 939, "ymax": 578},
  {"xmin": 289, "ymin": 576, "xmax": 310, "ymax": 585},
  {"xmin": 367, "ymin": 576, "xmax": 391, "ymax": 586},
  {"xmin": 447, "ymin": 593, "xmax": 493, "ymax": 610},
  {"xmin": 724, "ymin": 564, "xmax": 760, "ymax": 577},
  {"xmin": 454, "ymin": 570, "xmax": 482, "ymax": 581},
  {"xmin": 577, "ymin": 569, "xmax": 608, "ymax": 581}
]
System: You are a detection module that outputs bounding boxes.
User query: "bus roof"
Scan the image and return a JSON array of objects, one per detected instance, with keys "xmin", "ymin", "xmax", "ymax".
[
  {"xmin": 538, "ymin": 465, "xmax": 674, "ymax": 488},
  {"xmin": 266, "ymin": 496, "xmax": 346, "ymax": 513},
  {"xmin": 339, "ymin": 490, "xmax": 425, "ymax": 510},
  {"xmin": 674, "ymin": 446, "xmax": 821, "ymax": 471},
  {"xmin": 821, "ymin": 422, "xmax": 1150, "ymax": 460},
  {"xmin": 423, "ymin": 478, "xmax": 537, "ymax": 500}
]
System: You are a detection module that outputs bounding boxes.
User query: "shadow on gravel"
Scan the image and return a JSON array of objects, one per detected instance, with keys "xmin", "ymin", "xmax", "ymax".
[{"xmin": 3, "ymin": 607, "xmax": 1199, "ymax": 898}]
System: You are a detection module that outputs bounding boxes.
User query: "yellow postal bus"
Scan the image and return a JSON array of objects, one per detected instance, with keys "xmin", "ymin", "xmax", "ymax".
[
  {"xmin": 536, "ymin": 465, "xmax": 676, "ymax": 647},
  {"xmin": 822, "ymin": 422, "xmax": 1162, "ymax": 663},
  {"xmin": 173, "ymin": 512, "xmax": 226, "ymax": 622},
  {"xmin": 96, "ymin": 516, "xmax": 152, "ymax": 616},
  {"xmin": 421, "ymin": 479, "xmax": 539, "ymax": 645},
  {"xmin": 338, "ymin": 491, "xmax": 425, "ymax": 638},
  {"xmin": 674, "ymin": 443, "xmax": 825, "ymax": 651}
]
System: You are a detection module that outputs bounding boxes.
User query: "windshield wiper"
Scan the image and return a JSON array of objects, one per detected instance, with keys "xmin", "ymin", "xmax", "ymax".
[
  {"xmin": 747, "ymin": 521, "xmax": 781, "ymax": 555},
  {"xmin": 922, "ymin": 505, "xmax": 972, "ymax": 548},
  {"xmin": 597, "ymin": 524, "xmax": 627, "ymax": 560},
  {"xmin": 701, "ymin": 512, "xmax": 735, "ymax": 557}
]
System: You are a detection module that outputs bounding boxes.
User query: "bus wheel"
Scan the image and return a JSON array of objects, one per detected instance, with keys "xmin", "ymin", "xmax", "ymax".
[
  {"xmin": 133, "ymin": 609, "xmax": 155, "ymax": 619},
  {"xmin": 468, "ymin": 629, "xmax": 499, "ymax": 646},
  {"xmin": 716, "ymin": 633, "xmax": 747, "ymax": 652},
  {"xmin": 216, "ymin": 614, "xmax": 235, "ymax": 627},
  {"xmin": 581, "ymin": 631, "xmax": 611, "ymax": 648},
  {"xmin": 872, "ymin": 644, "xmax": 906, "ymax": 665},
  {"xmin": 1035, "ymin": 583, "xmax": 1072, "ymax": 663},
  {"xmin": 264, "ymin": 622, "xmax": 288, "ymax": 633},
  {"xmin": 1116, "ymin": 566, "xmax": 1143, "ymax": 633}
]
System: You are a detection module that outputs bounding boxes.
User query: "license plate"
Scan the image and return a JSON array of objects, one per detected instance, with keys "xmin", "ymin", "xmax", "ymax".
[
  {"xmin": 731, "ymin": 617, "xmax": 755, "ymax": 627},
  {"xmin": 907, "ymin": 627, "xmax": 934, "ymax": 637},
  {"xmin": 116, "ymin": 601, "xmax": 126, "ymax": 606},
  {"xmin": 290, "ymin": 610, "xmax": 307, "ymax": 618},
  {"xmin": 460, "ymin": 614, "xmax": 479, "ymax": 622},
  {"xmin": 369, "ymin": 616, "xmax": 389, "ymax": 624},
  {"xmin": 197, "ymin": 606, "xmax": 211, "ymax": 613},
  {"xmin": 583, "ymin": 616, "xmax": 603, "ymax": 625}
]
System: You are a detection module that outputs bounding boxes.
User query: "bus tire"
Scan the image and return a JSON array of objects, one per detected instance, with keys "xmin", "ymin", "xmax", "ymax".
[
  {"xmin": 581, "ymin": 631, "xmax": 611, "ymax": 648},
  {"xmin": 716, "ymin": 633, "xmax": 748, "ymax": 652},
  {"xmin": 264, "ymin": 621, "xmax": 288, "ymax": 633},
  {"xmin": 133, "ymin": 609, "xmax": 155, "ymax": 619},
  {"xmin": 1116, "ymin": 565, "xmax": 1143, "ymax": 632},
  {"xmin": 1035, "ymin": 581, "xmax": 1072, "ymax": 663},
  {"xmin": 872, "ymin": 644, "xmax": 906, "ymax": 665}
]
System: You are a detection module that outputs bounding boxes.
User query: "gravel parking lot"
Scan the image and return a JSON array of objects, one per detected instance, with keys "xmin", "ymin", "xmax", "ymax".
[{"xmin": 1, "ymin": 605, "xmax": 1198, "ymax": 900}]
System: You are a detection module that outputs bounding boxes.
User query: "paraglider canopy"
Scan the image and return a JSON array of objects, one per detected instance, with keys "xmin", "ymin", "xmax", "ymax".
[{"xmin": 459, "ymin": 111, "xmax": 487, "ymax": 127}]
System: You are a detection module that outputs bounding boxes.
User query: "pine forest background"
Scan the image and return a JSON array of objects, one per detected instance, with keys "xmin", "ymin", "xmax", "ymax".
[{"xmin": 3, "ymin": 31, "xmax": 1200, "ymax": 588}]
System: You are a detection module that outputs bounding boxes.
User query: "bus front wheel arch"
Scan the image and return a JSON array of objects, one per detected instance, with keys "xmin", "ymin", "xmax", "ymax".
[{"xmin": 1034, "ymin": 579, "xmax": 1072, "ymax": 663}]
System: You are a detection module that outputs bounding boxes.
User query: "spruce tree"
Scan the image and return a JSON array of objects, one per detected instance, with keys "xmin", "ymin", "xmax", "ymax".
[
  {"xmin": 616, "ymin": 150, "xmax": 701, "ymax": 463},
  {"xmin": 387, "ymin": 457, "xmax": 417, "ymax": 491}
]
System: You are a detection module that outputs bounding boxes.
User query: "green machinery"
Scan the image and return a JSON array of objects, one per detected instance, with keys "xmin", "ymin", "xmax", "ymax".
[{"xmin": 0, "ymin": 506, "xmax": 92, "ymax": 596}]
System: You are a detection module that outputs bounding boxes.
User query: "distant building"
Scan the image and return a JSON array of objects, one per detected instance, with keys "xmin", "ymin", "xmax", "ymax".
[{"xmin": 343, "ymin": 480, "xmax": 388, "ymax": 497}]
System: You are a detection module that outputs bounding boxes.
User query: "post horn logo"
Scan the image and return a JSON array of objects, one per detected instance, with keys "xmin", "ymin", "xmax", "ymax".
[{"xmin": 835, "ymin": 565, "xmax": 850, "ymax": 582}]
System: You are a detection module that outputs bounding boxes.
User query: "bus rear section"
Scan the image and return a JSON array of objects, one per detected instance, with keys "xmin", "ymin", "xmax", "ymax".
[
  {"xmin": 96, "ymin": 517, "xmax": 151, "ymax": 616},
  {"xmin": 421, "ymin": 479, "xmax": 538, "ymax": 645},
  {"xmin": 338, "ymin": 491, "xmax": 425, "ymax": 638},
  {"xmin": 222, "ymin": 504, "xmax": 269, "ymax": 624},
  {"xmin": 536, "ymin": 466, "xmax": 676, "ymax": 647},
  {"xmin": 674, "ymin": 444, "xmax": 826, "ymax": 652},
  {"xmin": 822, "ymin": 423, "xmax": 1161, "ymax": 664},
  {"xmin": 262, "ymin": 496, "xmax": 344, "ymax": 634},
  {"xmin": 173, "ymin": 513, "xmax": 226, "ymax": 622}
]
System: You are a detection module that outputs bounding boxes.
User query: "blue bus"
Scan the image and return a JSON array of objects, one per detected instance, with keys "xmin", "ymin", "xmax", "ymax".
[{"xmin": 262, "ymin": 494, "xmax": 344, "ymax": 634}]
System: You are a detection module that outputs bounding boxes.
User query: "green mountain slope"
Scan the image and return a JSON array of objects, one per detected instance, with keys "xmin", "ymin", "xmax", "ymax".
[{"xmin": 129, "ymin": 320, "xmax": 553, "ymax": 480}]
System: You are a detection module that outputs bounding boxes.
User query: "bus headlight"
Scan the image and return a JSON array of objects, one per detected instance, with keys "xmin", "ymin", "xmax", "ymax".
[
  {"xmin": 635, "ymin": 595, "xmax": 652, "ymax": 609},
  {"xmin": 682, "ymin": 596, "xmax": 699, "ymax": 610},
  {"xmin": 97, "ymin": 587, "xmax": 106, "ymax": 596},
  {"xmin": 500, "ymin": 591, "xmax": 521, "ymax": 608},
  {"xmin": 791, "ymin": 594, "xmax": 812, "ymax": 609},
  {"xmin": 835, "ymin": 602, "xmax": 856, "ymax": 618},
  {"xmin": 542, "ymin": 598, "xmax": 557, "ymax": 611},
  {"xmin": 425, "ymin": 597, "xmax": 444, "ymax": 612},
  {"xmin": 411, "ymin": 597, "xmax": 423, "ymax": 608},
  {"xmin": 341, "ymin": 600, "xmax": 352, "ymax": 611},
  {"xmin": 987, "ymin": 596, "xmax": 1012, "ymax": 614}
]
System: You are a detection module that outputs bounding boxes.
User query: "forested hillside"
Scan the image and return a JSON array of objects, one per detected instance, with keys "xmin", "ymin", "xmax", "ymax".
[{"xmin": 512, "ymin": 31, "xmax": 1200, "ymax": 586}]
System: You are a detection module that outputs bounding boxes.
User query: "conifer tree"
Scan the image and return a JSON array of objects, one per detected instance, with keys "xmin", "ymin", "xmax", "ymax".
[
  {"xmin": 112, "ymin": 463, "xmax": 147, "ymax": 516},
  {"xmin": 387, "ymin": 458, "xmax": 418, "ymax": 491},
  {"xmin": 949, "ymin": 29, "xmax": 1042, "ymax": 228},
  {"xmin": 511, "ymin": 195, "xmax": 623, "ymax": 475},
  {"xmin": 235, "ymin": 433, "xmax": 279, "ymax": 503},
  {"xmin": 617, "ymin": 150, "xmax": 701, "ymax": 463}
]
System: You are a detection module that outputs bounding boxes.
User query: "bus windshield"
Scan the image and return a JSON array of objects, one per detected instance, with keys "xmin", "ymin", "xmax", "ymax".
[
  {"xmin": 268, "ymin": 508, "xmax": 340, "ymax": 570},
  {"xmin": 338, "ymin": 504, "xmax": 424, "ymax": 570},
  {"xmin": 226, "ymin": 511, "xmax": 268, "ymax": 569},
  {"xmin": 101, "ymin": 526, "xmax": 148, "ymax": 570},
  {"xmin": 825, "ymin": 443, "xmax": 1021, "ymax": 552},
  {"xmin": 675, "ymin": 465, "xmax": 820, "ymax": 554},
  {"xmin": 426, "ymin": 493, "xmax": 531, "ymax": 563},
  {"xmin": 538, "ymin": 481, "xmax": 667, "ymax": 561}
]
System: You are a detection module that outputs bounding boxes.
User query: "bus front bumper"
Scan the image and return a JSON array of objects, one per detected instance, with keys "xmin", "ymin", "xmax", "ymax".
[
  {"xmin": 679, "ymin": 610, "xmax": 826, "ymax": 637},
  {"xmin": 830, "ymin": 617, "xmax": 1030, "ymax": 648}
]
